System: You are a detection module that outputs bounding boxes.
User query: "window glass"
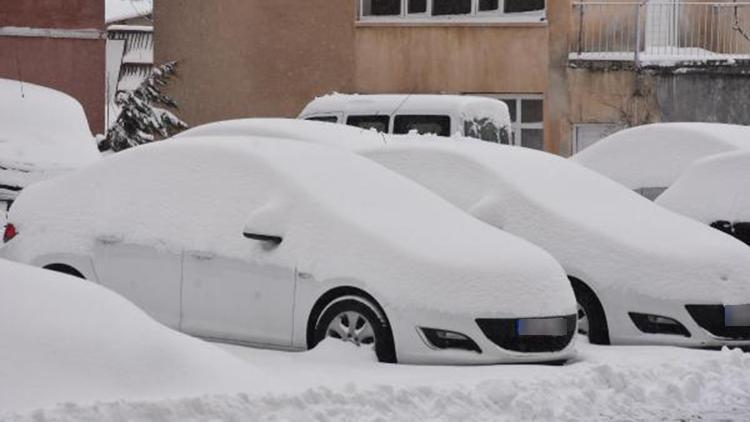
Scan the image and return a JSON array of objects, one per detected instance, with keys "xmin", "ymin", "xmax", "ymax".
[
  {"xmin": 432, "ymin": 0, "xmax": 471, "ymax": 16},
  {"xmin": 408, "ymin": 0, "xmax": 427, "ymax": 13},
  {"xmin": 521, "ymin": 99, "xmax": 544, "ymax": 123},
  {"xmin": 464, "ymin": 118, "xmax": 502, "ymax": 143},
  {"xmin": 479, "ymin": 0, "xmax": 499, "ymax": 12},
  {"xmin": 347, "ymin": 115, "xmax": 390, "ymax": 132},
  {"xmin": 499, "ymin": 99, "xmax": 517, "ymax": 122},
  {"xmin": 306, "ymin": 116, "xmax": 338, "ymax": 123},
  {"xmin": 362, "ymin": 0, "xmax": 402, "ymax": 16},
  {"xmin": 499, "ymin": 126, "xmax": 511, "ymax": 145},
  {"xmin": 505, "ymin": 0, "xmax": 545, "ymax": 13},
  {"xmin": 394, "ymin": 115, "xmax": 451, "ymax": 136},
  {"xmin": 521, "ymin": 128, "xmax": 544, "ymax": 150}
]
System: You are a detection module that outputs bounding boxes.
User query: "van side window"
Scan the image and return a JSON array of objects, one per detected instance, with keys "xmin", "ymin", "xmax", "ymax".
[
  {"xmin": 346, "ymin": 115, "xmax": 390, "ymax": 132},
  {"xmin": 393, "ymin": 115, "xmax": 451, "ymax": 137},
  {"xmin": 306, "ymin": 116, "xmax": 339, "ymax": 123}
]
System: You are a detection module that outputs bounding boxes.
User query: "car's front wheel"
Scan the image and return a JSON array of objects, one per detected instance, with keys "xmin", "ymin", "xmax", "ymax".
[{"xmin": 314, "ymin": 297, "xmax": 397, "ymax": 363}]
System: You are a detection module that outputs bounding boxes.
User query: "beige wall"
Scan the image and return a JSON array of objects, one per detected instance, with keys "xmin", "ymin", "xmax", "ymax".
[{"xmin": 156, "ymin": 1, "xmax": 576, "ymax": 152}]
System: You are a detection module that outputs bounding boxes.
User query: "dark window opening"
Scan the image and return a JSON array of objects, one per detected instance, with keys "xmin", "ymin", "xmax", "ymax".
[
  {"xmin": 394, "ymin": 115, "xmax": 451, "ymax": 136},
  {"xmin": 464, "ymin": 118, "xmax": 507, "ymax": 144},
  {"xmin": 521, "ymin": 128, "xmax": 544, "ymax": 150},
  {"xmin": 432, "ymin": 0, "xmax": 471, "ymax": 16},
  {"xmin": 346, "ymin": 115, "xmax": 390, "ymax": 132},
  {"xmin": 306, "ymin": 116, "xmax": 338, "ymax": 123},
  {"xmin": 408, "ymin": 0, "xmax": 427, "ymax": 14},
  {"xmin": 362, "ymin": 0, "xmax": 401, "ymax": 16},
  {"xmin": 479, "ymin": 0, "xmax": 499, "ymax": 12},
  {"xmin": 521, "ymin": 99, "xmax": 544, "ymax": 123},
  {"xmin": 504, "ymin": 0, "xmax": 545, "ymax": 13}
]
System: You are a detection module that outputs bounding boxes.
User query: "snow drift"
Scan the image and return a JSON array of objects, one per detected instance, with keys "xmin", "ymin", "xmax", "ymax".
[
  {"xmin": 0, "ymin": 259, "xmax": 259, "ymax": 412},
  {"xmin": 571, "ymin": 123, "xmax": 750, "ymax": 190}
]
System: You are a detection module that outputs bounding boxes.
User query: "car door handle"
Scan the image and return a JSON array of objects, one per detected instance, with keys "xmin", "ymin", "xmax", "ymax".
[
  {"xmin": 96, "ymin": 234, "xmax": 124, "ymax": 245},
  {"xmin": 188, "ymin": 250, "xmax": 215, "ymax": 261}
]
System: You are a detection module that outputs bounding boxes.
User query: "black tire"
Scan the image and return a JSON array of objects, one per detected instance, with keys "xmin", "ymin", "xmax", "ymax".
[
  {"xmin": 313, "ymin": 297, "xmax": 397, "ymax": 363},
  {"xmin": 570, "ymin": 278, "xmax": 610, "ymax": 345}
]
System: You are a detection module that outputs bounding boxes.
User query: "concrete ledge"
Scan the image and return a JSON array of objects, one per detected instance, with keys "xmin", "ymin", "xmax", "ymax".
[{"xmin": 0, "ymin": 26, "xmax": 106, "ymax": 40}]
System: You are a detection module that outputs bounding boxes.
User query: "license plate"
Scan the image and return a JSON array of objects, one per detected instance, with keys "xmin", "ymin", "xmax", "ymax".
[
  {"xmin": 516, "ymin": 318, "xmax": 568, "ymax": 336},
  {"xmin": 725, "ymin": 305, "xmax": 750, "ymax": 327}
]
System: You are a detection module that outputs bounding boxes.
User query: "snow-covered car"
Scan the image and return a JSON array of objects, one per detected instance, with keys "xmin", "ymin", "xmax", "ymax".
[
  {"xmin": 0, "ymin": 78, "xmax": 100, "ymax": 213},
  {"xmin": 0, "ymin": 258, "xmax": 253, "ymax": 412},
  {"xmin": 656, "ymin": 151, "xmax": 750, "ymax": 247},
  {"xmin": 298, "ymin": 93, "xmax": 512, "ymax": 144},
  {"xmin": 571, "ymin": 123, "xmax": 750, "ymax": 200},
  {"xmin": 177, "ymin": 119, "xmax": 750, "ymax": 349},
  {"xmin": 1, "ymin": 136, "xmax": 578, "ymax": 365}
]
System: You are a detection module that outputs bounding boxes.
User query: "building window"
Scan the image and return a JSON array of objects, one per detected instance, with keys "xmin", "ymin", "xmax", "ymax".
[
  {"xmin": 359, "ymin": 0, "xmax": 545, "ymax": 20},
  {"xmin": 474, "ymin": 95, "xmax": 544, "ymax": 150}
]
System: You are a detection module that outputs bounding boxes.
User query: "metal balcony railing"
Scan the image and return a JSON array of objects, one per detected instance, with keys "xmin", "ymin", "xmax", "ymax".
[{"xmin": 571, "ymin": 1, "xmax": 750, "ymax": 66}]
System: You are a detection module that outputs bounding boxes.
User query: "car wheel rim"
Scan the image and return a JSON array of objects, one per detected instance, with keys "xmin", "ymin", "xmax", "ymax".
[
  {"xmin": 577, "ymin": 302, "xmax": 589, "ymax": 336},
  {"xmin": 326, "ymin": 311, "xmax": 376, "ymax": 346}
]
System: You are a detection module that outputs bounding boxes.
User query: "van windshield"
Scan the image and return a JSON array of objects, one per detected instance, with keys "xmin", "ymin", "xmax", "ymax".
[
  {"xmin": 346, "ymin": 115, "xmax": 390, "ymax": 132},
  {"xmin": 393, "ymin": 115, "xmax": 451, "ymax": 137}
]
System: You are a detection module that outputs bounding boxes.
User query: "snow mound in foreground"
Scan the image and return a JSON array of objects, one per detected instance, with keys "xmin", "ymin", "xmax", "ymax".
[
  {"xmin": 0, "ymin": 78, "xmax": 99, "ymax": 169},
  {"xmin": 657, "ymin": 150, "xmax": 750, "ymax": 223},
  {"xmin": 0, "ymin": 260, "xmax": 259, "ymax": 412},
  {"xmin": 571, "ymin": 123, "xmax": 750, "ymax": 189},
  {"xmin": 4, "ymin": 343, "xmax": 750, "ymax": 422}
]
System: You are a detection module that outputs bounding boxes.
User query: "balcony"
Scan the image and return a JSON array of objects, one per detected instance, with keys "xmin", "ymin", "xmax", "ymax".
[{"xmin": 570, "ymin": 1, "xmax": 750, "ymax": 68}]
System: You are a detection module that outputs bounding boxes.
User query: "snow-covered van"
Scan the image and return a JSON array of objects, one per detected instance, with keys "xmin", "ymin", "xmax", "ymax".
[
  {"xmin": 0, "ymin": 78, "xmax": 100, "ymax": 217},
  {"xmin": 298, "ymin": 94, "xmax": 512, "ymax": 144},
  {"xmin": 571, "ymin": 123, "xmax": 750, "ymax": 200}
]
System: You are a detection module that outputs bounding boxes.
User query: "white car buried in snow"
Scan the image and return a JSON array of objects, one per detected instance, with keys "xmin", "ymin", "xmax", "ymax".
[
  {"xmin": 656, "ymin": 150, "xmax": 750, "ymax": 247},
  {"xmin": 177, "ymin": 119, "xmax": 750, "ymax": 349},
  {"xmin": 0, "ymin": 78, "xmax": 100, "ymax": 211},
  {"xmin": 1, "ymin": 136, "xmax": 578, "ymax": 365},
  {"xmin": 571, "ymin": 123, "xmax": 750, "ymax": 200}
]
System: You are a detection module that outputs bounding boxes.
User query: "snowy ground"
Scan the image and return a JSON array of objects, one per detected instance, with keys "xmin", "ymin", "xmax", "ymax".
[{"xmin": 3, "ymin": 338, "xmax": 749, "ymax": 422}]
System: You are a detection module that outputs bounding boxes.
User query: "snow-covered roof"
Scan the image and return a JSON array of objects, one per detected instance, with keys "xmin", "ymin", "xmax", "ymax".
[
  {"xmin": 656, "ymin": 150, "xmax": 750, "ymax": 223},
  {"xmin": 299, "ymin": 93, "xmax": 511, "ymax": 126},
  {"xmin": 9, "ymin": 136, "xmax": 573, "ymax": 317},
  {"xmin": 571, "ymin": 123, "xmax": 750, "ymax": 190},
  {"xmin": 0, "ymin": 78, "xmax": 99, "ymax": 172},
  {"xmin": 106, "ymin": 0, "xmax": 152, "ymax": 24}
]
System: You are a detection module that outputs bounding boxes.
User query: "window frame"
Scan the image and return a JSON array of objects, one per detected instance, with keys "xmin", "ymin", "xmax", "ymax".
[
  {"xmin": 495, "ymin": 94, "xmax": 544, "ymax": 149},
  {"xmin": 357, "ymin": 0, "xmax": 545, "ymax": 22}
]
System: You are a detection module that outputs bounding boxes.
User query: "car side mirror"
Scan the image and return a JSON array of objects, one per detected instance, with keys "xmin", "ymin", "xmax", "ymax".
[{"xmin": 243, "ymin": 231, "xmax": 283, "ymax": 247}]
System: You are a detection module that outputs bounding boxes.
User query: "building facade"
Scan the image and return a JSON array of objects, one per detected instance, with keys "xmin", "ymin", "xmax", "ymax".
[
  {"xmin": 155, "ymin": 0, "xmax": 750, "ymax": 156},
  {"xmin": 0, "ymin": 0, "xmax": 106, "ymax": 134}
]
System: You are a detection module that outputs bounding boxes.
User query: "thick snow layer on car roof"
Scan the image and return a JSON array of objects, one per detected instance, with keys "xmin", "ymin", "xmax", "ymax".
[
  {"xmin": 0, "ymin": 259, "xmax": 259, "ymax": 412},
  {"xmin": 360, "ymin": 135, "xmax": 750, "ymax": 304},
  {"xmin": 299, "ymin": 93, "xmax": 511, "ymax": 128},
  {"xmin": 656, "ymin": 151, "xmax": 750, "ymax": 223},
  {"xmin": 571, "ymin": 123, "xmax": 750, "ymax": 189},
  {"xmin": 7, "ymin": 136, "xmax": 573, "ymax": 317},
  {"xmin": 0, "ymin": 78, "xmax": 99, "ymax": 170}
]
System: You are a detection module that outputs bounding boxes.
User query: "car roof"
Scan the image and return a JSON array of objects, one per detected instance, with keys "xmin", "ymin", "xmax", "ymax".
[
  {"xmin": 571, "ymin": 123, "xmax": 750, "ymax": 189},
  {"xmin": 299, "ymin": 93, "xmax": 510, "ymax": 124}
]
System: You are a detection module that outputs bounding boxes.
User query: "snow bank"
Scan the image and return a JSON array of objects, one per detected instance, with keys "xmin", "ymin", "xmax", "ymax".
[
  {"xmin": 4, "ymin": 340, "xmax": 749, "ymax": 422},
  {"xmin": 656, "ymin": 150, "xmax": 750, "ymax": 223},
  {"xmin": 0, "ymin": 259, "xmax": 262, "ymax": 413},
  {"xmin": 571, "ymin": 123, "xmax": 750, "ymax": 190},
  {"xmin": 7, "ymin": 136, "xmax": 573, "ymax": 317}
]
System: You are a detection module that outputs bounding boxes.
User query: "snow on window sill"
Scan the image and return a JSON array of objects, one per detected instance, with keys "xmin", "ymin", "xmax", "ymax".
[{"xmin": 356, "ymin": 13, "xmax": 547, "ymax": 28}]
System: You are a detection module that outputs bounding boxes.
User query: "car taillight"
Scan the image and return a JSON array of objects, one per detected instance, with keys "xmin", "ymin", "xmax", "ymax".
[{"xmin": 3, "ymin": 223, "xmax": 17, "ymax": 243}]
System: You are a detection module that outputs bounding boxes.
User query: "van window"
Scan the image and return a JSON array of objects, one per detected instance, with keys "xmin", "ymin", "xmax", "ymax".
[
  {"xmin": 394, "ymin": 115, "xmax": 451, "ymax": 136},
  {"xmin": 346, "ymin": 115, "xmax": 390, "ymax": 132},
  {"xmin": 464, "ymin": 118, "xmax": 508, "ymax": 144},
  {"xmin": 306, "ymin": 116, "xmax": 339, "ymax": 123}
]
